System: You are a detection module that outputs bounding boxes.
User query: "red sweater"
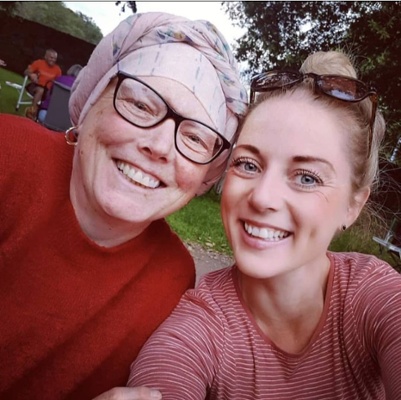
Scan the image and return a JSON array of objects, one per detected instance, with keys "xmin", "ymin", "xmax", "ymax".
[{"xmin": 0, "ymin": 114, "xmax": 195, "ymax": 399}]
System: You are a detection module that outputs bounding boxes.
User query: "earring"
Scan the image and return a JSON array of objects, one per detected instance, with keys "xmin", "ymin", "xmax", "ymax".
[
  {"xmin": 342, "ymin": 225, "xmax": 347, "ymax": 231},
  {"xmin": 65, "ymin": 126, "xmax": 78, "ymax": 146}
]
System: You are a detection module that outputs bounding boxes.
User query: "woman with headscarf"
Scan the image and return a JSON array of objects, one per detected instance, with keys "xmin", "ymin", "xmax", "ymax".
[{"xmin": 0, "ymin": 12, "xmax": 247, "ymax": 400}]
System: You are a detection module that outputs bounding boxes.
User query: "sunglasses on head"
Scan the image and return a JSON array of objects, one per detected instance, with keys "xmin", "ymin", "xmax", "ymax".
[{"xmin": 250, "ymin": 70, "xmax": 378, "ymax": 158}]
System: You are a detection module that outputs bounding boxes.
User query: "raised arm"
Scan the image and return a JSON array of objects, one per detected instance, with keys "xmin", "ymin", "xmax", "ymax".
[
  {"xmin": 128, "ymin": 292, "xmax": 224, "ymax": 400},
  {"xmin": 374, "ymin": 290, "xmax": 401, "ymax": 398},
  {"xmin": 357, "ymin": 268, "xmax": 401, "ymax": 399}
]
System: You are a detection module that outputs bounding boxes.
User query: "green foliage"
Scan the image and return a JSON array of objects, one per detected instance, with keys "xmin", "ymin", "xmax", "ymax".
[
  {"xmin": 115, "ymin": 1, "xmax": 137, "ymax": 14},
  {"xmin": 8, "ymin": 1, "xmax": 103, "ymax": 44},
  {"xmin": 0, "ymin": 69, "xmax": 29, "ymax": 116},
  {"xmin": 223, "ymin": 2, "xmax": 365, "ymax": 72},
  {"xmin": 223, "ymin": 1, "xmax": 401, "ymax": 162},
  {"xmin": 330, "ymin": 224, "xmax": 400, "ymax": 272},
  {"xmin": 344, "ymin": 2, "xmax": 401, "ymax": 150},
  {"xmin": 167, "ymin": 190, "xmax": 232, "ymax": 254}
]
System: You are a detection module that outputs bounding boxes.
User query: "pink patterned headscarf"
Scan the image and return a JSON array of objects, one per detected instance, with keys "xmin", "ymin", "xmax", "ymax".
[{"xmin": 69, "ymin": 12, "xmax": 248, "ymax": 194}]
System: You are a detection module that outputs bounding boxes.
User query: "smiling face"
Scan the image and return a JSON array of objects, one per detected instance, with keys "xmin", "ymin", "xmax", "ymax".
[
  {"xmin": 44, "ymin": 50, "xmax": 57, "ymax": 66},
  {"xmin": 221, "ymin": 90, "xmax": 369, "ymax": 279},
  {"xmin": 70, "ymin": 76, "xmax": 211, "ymax": 242}
]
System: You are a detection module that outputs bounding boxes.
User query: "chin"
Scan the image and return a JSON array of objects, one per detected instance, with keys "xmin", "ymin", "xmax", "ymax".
[{"xmin": 234, "ymin": 251, "xmax": 287, "ymax": 279}]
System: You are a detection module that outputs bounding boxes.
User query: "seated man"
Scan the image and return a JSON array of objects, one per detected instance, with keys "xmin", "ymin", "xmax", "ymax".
[
  {"xmin": 37, "ymin": 64, "xmax": 82, "ymax": 124},
  {"xmin": 24, "ymin": 49, "xmax": 62, "ymax": 120}
]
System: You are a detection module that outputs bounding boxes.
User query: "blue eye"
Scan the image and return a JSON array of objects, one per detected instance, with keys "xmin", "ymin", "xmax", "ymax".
[
  {"xmin": 231, "ymin": 157, "xmax": 260, "ymax": 174},
  {"xmin": 293, "ymin": 169, "xmax": 323, "ymax": 188},
  {"xmin": 299, "ymin": 174, "xmax": 317, "ymax": 185}
]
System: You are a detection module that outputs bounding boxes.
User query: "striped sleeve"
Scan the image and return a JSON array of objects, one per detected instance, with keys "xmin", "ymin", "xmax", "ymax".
[
  {"xmin": 352, "ymin": 261, "xmax": 401, "ymax": 399},
  {"xmin": 127, "ymin": 288, "xmax": 225, "ymax": 399}
]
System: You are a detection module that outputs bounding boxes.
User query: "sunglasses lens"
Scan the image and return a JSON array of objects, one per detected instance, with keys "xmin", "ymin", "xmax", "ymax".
[
  {"xmin": 317, "ymin": 76, "xmax": 371, "ymax": 101},
  {"xmin": 252, "ymin": 71, "xmax": 301, "ymax": 90}
]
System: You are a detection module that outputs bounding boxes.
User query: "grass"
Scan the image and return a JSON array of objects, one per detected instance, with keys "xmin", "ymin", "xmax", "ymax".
[
  {"xmin": 0, "ymin": 68, "xmax": 31, "ymax": 116},
  {"xmin": 167, "ymin": 189, "xmax": 232, "ymax": 254},
  {"xmin": 1, "ymin": 66, "xmax": 398, "ymax": 271}
]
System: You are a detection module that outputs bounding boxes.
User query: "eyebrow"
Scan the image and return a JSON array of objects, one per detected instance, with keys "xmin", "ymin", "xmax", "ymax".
[
  {"xmin": 292, "ymin": 155, "xmax": 335, "ymax": 172},
  {"xmin": 235, "ymin": 144, "xmax": 335, "ymax": 172}
]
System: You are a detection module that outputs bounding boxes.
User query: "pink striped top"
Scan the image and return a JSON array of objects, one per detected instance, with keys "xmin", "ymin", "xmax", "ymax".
[{"xmin": 128, "ymin": 252, "xmax": 401, "ymax": 399}]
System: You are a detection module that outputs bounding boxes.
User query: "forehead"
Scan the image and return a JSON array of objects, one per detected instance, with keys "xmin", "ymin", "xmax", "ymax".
[{"xmin": 240, "ymin": 93, "xmax": 350, "ymax": 165}]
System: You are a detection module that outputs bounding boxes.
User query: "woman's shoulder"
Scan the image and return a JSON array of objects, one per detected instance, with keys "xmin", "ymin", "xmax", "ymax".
[
  {"xmin": 0, "ymin": 114, "xmax": 73, "ymax": 191},
  {"xmin": 330, "ymin": 251, "xmax": 398, "ymax": 277},
  {"xmin": 329, "ymin": 251, "xmax": 401, "ymax": 299},
  {"xmin": 0, "ymin": 114, "xmax": 65, "ymax": 152},
  {"xmin": 183, "ymin": 266, "xmax": 238, "ymax": 313},
  {"xmin": 197, "ymin": 266, "xmax": 235, "ymax": 290}
]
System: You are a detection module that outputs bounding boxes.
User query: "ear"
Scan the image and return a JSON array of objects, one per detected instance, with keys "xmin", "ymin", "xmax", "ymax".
[{"xmin": 346, "ymin": 186, "xmax": 370, "ymax": 227}]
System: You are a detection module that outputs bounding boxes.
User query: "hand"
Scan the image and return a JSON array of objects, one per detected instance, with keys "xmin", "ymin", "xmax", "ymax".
[
  {"xmin": 0, "ymin": 59, "xmax": 6, "ymax": 67},
  {"xmin": 92, "ymin": 386, "xmax": 162, "ymax": 400},
  {"xmin": 29, "ymin": 73, "xmax": 38, "ymax": 83}
]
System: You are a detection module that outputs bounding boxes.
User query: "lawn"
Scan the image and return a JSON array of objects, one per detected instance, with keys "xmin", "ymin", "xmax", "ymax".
[
  {"xmin": 0, "ymin": 68, "xmax": 31, "ymax": 116},
  {"xmin": 1, "ymin": 66, "xmax": 398, "ymax": 271}
]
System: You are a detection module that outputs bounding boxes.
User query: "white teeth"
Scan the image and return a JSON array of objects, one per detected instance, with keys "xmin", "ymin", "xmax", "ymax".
[
  {"xmin": 116, "ymin": 161, "xmax": 160, "ymax": 188},
  {"xmin": 244, "ymin": 222, "xmax": 289, "ymax": 241}
]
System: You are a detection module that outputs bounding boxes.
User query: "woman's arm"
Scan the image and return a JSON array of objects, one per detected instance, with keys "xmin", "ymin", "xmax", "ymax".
[
  {"xmin": 128, "ymin": 292, "xmax": 225, "ymax": 400},
  {"xmin": 356, "ymin": 266, "xmax": 401, "ymax": 399},
  {"xmin": 373, "ymin": 289, "xmax": 401, "ymax": 398}
]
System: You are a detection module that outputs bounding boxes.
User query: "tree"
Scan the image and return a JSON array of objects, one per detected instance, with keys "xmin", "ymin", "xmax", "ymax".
[
  {"xmin": 345, "ymin": 2, "xmax": 401, "ymax": 151},
  {"xmin": 0, "ymin": 1, "xmax": 21, "ymax": 16},
  {"xmin": 8, "ymin": 1, "xmax": 103, "ymax": 44},
  {"xmin": 223, "ymin": 1, "xmax": 401, "ymax": 155},
  {"xmin": 223, "ymin": 2, "xmax": 372, "ymax": 72},
  {"xmin": 115, "ymin": 1, "xmax": 137, "ymax": 14}
]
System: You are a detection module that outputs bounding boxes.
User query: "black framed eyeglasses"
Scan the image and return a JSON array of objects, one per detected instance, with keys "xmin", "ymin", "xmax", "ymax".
[
  {"xmin": 250, "ymin": 70, "xmax": 378, "ymax": 158},
  {"xmin": 113, "ymin": 72, "xmax": 230, "ymax": 165}
]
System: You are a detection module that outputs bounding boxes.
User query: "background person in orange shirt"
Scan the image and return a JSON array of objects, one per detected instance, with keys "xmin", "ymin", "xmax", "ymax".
[{"xmin": 24, "ymin": 48, "xmax": 62, "ymax": 119}]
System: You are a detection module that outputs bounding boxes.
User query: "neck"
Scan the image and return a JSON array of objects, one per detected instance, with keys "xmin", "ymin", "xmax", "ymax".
[{"xmin": 238, "ymin": 255, "xmax": 331, "ymax": 353}]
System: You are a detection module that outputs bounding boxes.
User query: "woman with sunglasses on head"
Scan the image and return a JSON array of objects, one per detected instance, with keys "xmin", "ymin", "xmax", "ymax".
[
  {"xmin": 128, "ymin": 50, "xmax": 401, "ymax": 399},
  {"xmin": 0, "ymin": 12, "xmax": 247, "ymax": 400}
]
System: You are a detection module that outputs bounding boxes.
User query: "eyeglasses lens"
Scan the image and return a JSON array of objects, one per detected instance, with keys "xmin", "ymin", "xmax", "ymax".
[{"xmin": 115, "ymin": 76, "xmax": 225, "ymax": 164}]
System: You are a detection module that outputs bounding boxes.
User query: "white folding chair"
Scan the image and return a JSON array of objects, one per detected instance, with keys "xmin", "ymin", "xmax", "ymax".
[
  {"xmin": 373, "ymin": 217, "xmax": 401, "ymax": 268},
  {"xmin": 5, "ymin": 75, "xmax": 33, "ymax": 111}
]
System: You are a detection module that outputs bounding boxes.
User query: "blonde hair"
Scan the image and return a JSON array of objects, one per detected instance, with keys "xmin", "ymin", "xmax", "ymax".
[{"xmin": 300, "ymin": 51, "xmax": 385, "ymax": 193}]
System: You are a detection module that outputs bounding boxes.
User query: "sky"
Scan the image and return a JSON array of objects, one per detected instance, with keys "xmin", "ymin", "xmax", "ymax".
[{"xmin": 64, "ymin": 1, "xmax": 245, "ymax": 46}]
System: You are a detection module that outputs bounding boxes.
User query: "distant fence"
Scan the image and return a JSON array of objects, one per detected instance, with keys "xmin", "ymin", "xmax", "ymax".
[{"xmin": 0, "ymin": 12, "xmax": 96, "ymax": 75}]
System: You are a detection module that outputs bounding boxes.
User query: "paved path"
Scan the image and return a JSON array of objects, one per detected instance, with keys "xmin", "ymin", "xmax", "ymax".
[{"xmin": 185, "ymin": 242, "xmax": 234, "ymax": 285}]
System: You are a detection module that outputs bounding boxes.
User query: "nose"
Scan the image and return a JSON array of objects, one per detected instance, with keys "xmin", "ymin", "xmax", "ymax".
[
  {"xmin": 138, "ymin": 119, "xmax": 175, "ymax": 162},
  {"xmin": 248, "ymin": 168, "xmax": 284, "ymax": 212}
]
